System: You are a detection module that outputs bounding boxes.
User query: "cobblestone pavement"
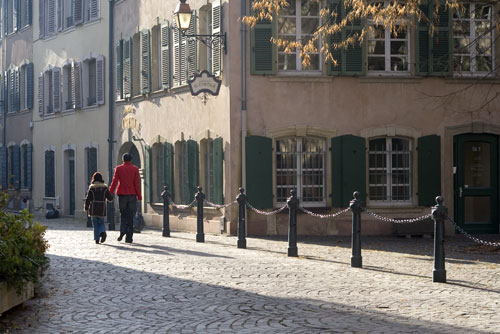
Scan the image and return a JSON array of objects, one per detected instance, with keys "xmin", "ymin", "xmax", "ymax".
[{"xmin": 1, "ymin": 218, "xmax": 500, "ymax": 334}]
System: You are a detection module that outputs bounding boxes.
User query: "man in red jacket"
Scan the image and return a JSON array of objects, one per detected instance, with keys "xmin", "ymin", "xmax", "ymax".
[{"xmin": 109, "ymin": 153, "xmax": 142, "ymax": 243}]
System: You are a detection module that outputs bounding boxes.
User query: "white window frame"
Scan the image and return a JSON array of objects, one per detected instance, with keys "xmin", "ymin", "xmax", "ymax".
[
  {"xmin": 277, "ymin": 0, "xmax": 323, "ymax": 73},
  {"xmin": 81, "ymin": 57, "xmax": 97, "ymax": 107},
  {"xmin": 275, "ymin": 136, "xmax": 326, "ymax": 207},
  {"xmin": 367, "ymin": 1, "xmax": 410, "ymax": 74},
  {"xmin": 452, "ymin": 2, "xmax": 494, "ymax": 75},
  {"xmin": 43, "ymin": 68, "xmax": 54, "ymax": 115},
  {"xmin": 368, "ymin": 137, "xmax": 413, "ymax": 205}
]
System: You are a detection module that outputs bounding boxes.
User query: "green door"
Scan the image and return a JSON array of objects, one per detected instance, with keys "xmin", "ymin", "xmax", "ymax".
[{"xmin": 454, "ymin": 134, "xmax": 499, "ymax": 234}]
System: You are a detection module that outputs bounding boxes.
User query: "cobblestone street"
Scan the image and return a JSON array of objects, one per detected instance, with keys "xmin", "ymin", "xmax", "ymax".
[{"xmin": 1, "ymin": 218, "xmax": 500, "ymax": 333}]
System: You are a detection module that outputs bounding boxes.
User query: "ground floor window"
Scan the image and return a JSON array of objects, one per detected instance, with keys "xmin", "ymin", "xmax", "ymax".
[
  {"xmin": 45, "ymin": 150, "xmax": 56, "ymax": 197},
  {"xmin": 276, "ymin": 137, "xmax": 326, "ymax": 206},
  {"xmin": 368, "ymin": 137, "xmax": 412, "ymax": 203}
]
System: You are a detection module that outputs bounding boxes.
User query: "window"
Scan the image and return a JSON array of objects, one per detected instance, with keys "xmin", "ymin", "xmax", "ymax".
[
  {"xmin": 3, "ymin": 0, "xmax": 31, "ymax": 35},
  {"xmin": 200, "ymin": 137, "xmax": 223, "ymax": 204},
  {"xmin": 43, "ymin": 69, "xmax": 54, "ymax": 114},
  {"xmin": 368, "ymin": 137, "xmax": 412, "ymax": 203},
  {"xmin": 277, "ymin": 0, "xmax": 322, "ymax": 72},
  {"xmin": 276, "ymin": 137, "xmax": 326, "ymax": 206},
  {"xmin": 39, "ymin": 0, "xmax": 99, "ymax": 38},
  {"xmin": 21, "ymin": 143, "xmax": 32, "ymax": 190},
  {"xmin": 173, "ymin": 14, "xmax": 197, "ymax": 86},
  {"xmin": 62, "ymin": 64, "xmax": 72, "ymax": 110},
  {"xmin": 45, "ymin": 149, "xmax": 55, "ymax": 197},
  {"xmin": 8, "ymin": 145, "xmax": 20, "ymax": 189},
  {"xmin": 132, "ymin": 33, "xmax": 141, "ymax": 96},
  {"xmin": 174, "ymin": 141, "xmax": 188, "ymax": 203},
  {"xmin": 85, "ymin": 146, "xmax": 97, "ymax": 188},
  {"xmin": 453, "ymin": 3, "xmax": 493, "ymax": 74},
  {"xmin": 151, "ymin": 25, "xmax": 162, "ymax": 91},
  {"xmin": 83, "ymin": 58, "xmax": 97, "ymax": 106},
  {"xmin": 151, "ymin": 143, "xmax": 164, "ymax": 203},
  {"xmin": 367, "ymin": 1, "xmax": 409, "ymax": 73}
]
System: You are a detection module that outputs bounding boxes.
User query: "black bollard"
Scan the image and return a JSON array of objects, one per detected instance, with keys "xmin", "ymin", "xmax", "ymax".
[
  {"xmin": 432, "ymin": 196, "xmax": 447, "ymax": 283},
  {"xmin": 287, "ymin": 190, "xmax": 299, "ymax": 257},
  {"xmin": 107, "ymin": 202, "xmax": 115, "ymax": 231},
  {"xmin": 195, "ymin": 186, "xmax": 205, "ymax": 243},
  {"xmin": 237, "ymin": 188, "xmax": 247, "ymax": 249},
  {"xmin": 161, "ymin": 185, "xmax": 171, "ymax": 237},
  {"xmin": 350, "ymin": 191, "xmax": 363, "ymax": 268}
]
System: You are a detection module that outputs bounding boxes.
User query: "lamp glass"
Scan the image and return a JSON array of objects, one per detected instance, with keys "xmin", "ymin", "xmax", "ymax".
[{"xmin": 174, "ymin": 1, "xmax": 193, "ymax": 31}]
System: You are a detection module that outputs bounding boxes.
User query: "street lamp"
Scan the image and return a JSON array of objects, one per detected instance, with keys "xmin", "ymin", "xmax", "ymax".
[{"xmin": 173, "ymin": 0, "xmax": 227, "ymax": 53}]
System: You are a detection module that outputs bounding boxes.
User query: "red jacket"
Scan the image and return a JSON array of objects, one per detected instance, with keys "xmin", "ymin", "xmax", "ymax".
[{"xmin": 109, "ymin": 161, "xmax": 142, "ymax": 200}]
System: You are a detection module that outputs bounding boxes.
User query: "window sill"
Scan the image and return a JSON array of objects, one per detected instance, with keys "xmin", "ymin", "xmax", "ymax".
[
  {"xmin": 359, "ymin": 76, "xmax": 421, "ymax": 84},
  {"xmin": 82, "ymin": 104, "xmax": 100, "ymax": 111},
  {"xmin": 445, "ymin": 76, "xmax": 500, "ymax": 84},
  {"xmin": 269, "ymin": 75, "xmax": 332, "ymax": 83}
]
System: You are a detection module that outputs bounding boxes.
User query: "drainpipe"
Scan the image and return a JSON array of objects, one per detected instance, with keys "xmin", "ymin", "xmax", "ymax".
[
  {"xmin": 241, "ymin": 0, "xmax": 247, "ymax": 233},
  {"xmin": 107, "ymin": 0, "xmax": 116, "ymax": 230}
]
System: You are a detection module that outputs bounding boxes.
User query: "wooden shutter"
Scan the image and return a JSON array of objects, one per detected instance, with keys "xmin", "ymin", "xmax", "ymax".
[
  {"xmin": 27, "ymin": 63, "xmax": 34, "ymax": 109},
  {"xmin": 3, "ymin": 0, "xmax": 8, "ymax": 35},
  {"xmin": 9, "ymin": 70, "xmax": 14, "ymax": 112},
  {"xmin": 416, "ymin": 0, "xmax": 451, "ymax": 76},
  {"xmin": 418, "ymin": 135, "xmax": 441, "ymax": 206},
  {"xmin": 123, "ymin": 37, "xmax": 132, "ymax": 98},
  {"xmin": 38, "ymin": 0, "xmax": 44, "ymax": 37},
  {"xmin": 26, "ymin": 0, "xmax": 32, "ymax": 26},
  {"xmin": 13, "ymin": 0, "xmax": 18, "ymax": 31},
  {"xmin": 331, "ymin": 135, "xmax": 366, "ymax": 207},
  {"xmin": 96, "ymin": 55, "xmax": 105, "ymax": 105},
  {"xmin": 1, "ymin": 147, "xmax": 7, "ymax": 189},
  {"xmin": 144, "ymin": 145, "xmax": 151, "ymax": 203},
  {"xmin": 57, "ymin": 0, "xmax": 62, "ymax": 31},
  {"xmin": 52, "ymin": 66, "xmax": 61, "ymax": 112},
  {"xmin": 38, "ymin": 73, "xmax": 44, "ymax": 115},
  {"xmin": 14, "ymin": 69, "xmax": 20, "ymax": 112},
  {"xmin": 160, "ymin": 22, "xmax": 171, "ymax": 89},
  {"xmin": 71, "ymin": 61, "xmax": 82, "ymax": 108},
  {"xmin": 2, "ymin": 72, "xmax": 7, "ymax": 114},
  {"xmin": 45, "ymin": 150, "xmax": 55, "ymax": 197},
  {"xmin": 212, "ymin": 137, "xmax": 223, "ymax": 204},
  {"xmin": 211, "ymin": 0, "xmax": 222, "ymax": 76},
  {"xmin": 328, "ymin": 0, "xmax": 342, "ymax": 75},
  {"xmin": 172, "ymin": 22, "xmax": 182, "ymax": 86},
  {"xmin": 186, "ymin": 139, "xmax": 199, "ymax": 204},
  {"xmin": 26, "ymin": 143, "xmax": 32, "ymax": 190},
  {"xmin": 140, "ymin": 29, "xmax": 151, "ymax": 94},
  {"xmin": 47, "ymin": 0, "xmax": 56, "ymax": 34},
  {"xmin": 116, "ymin": 39, "xmax": 123, "ymax": 99},
  {"xmin": 163, "ymin": 141, "xmax": 174, "ymax": 199},
  {"xmin": 245, "ymin": 136, "xmax": 273, "ymax": 208},
  {"xmin": 73, "ymin": 0, "xmax": 83, "ymax": 25},
  {"xmin": 89, "ymin": 0, "xmax": 99, "ymax": 21},
  {"xmin": 342, "ymin": 2, "xmax": 365, "ymax": 75},
  {"xmin": 250, "ymin": 19, "xmax": 275, "ymax": 75},
  {"xmin": 12, "ymin": 145, "xmax": 20, "ymax": 189},
  {"xmin": 186, "ymin": 12, "xmax": 197, "ymax": 80}
]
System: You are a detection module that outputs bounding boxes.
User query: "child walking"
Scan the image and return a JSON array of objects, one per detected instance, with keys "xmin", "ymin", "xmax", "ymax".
[{"xmin": 85, "ymin": 172, "xmax": 114, "ymax": 244}]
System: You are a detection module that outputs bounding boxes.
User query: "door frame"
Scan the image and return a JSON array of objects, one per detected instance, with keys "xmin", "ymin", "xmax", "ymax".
[{"xmin": 454, "ymin": 133, "xmax": 499, "ymax": 234}]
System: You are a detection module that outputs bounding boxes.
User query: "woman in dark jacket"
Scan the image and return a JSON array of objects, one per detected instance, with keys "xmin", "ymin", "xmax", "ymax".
[{"xmin": 85, "ymin": 172, "xmax": 114, "ymax": 244}]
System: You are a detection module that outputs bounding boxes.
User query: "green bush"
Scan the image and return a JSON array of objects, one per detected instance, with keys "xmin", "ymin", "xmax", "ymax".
[{"xmin": 0, "ymin": 193, "xmax": 49, "ymax": 294}]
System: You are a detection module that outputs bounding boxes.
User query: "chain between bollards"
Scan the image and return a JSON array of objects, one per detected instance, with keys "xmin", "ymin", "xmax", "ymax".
[
  {"xmin": 236, "ymin": 188, "xmax": 247, "ymax": 249},
  {"xmin": 287, "ymin": 190, "xmax": 299, "ymax": 257},
  {"xmin": 432, "ymin": 196, "xmax": 447, "ymax": 283},
  {"xmin": 161, "ymin": 185, "xmax": 171, "ymax": 237},
  {"xmin": 195, "ymin": 186, "xmax": 205, "ymax": 243},
  {"xmin": 350, "ymin": 191, "xmax": 364, "ymax": 268}
]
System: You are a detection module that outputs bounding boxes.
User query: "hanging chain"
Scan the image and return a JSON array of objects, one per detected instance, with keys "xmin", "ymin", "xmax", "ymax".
[
  {"xmin": 447, "ymin": 217, "xmax": 500, "ymax": 247},
  {"xmin": 170, "ymin": 199, "xmax": 197, "ymax": 210},
  {"xmin": 365, "ymin": 210, "xmax": 432, "ymax": 224},
  {"xmin": 298, "ymin": 207, "xmax": 350, "ymax": 219},
  {"xmin": 204, "ymin": 200, "xmax": 237, "ymax": 209},
  {"xmin": 246, "ymin": 202, "xmax": 288, "ymax": 216}
]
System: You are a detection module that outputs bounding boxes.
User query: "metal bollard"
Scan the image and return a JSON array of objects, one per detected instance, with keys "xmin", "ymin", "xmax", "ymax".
[
  {"xmin": 287, "ymin": 190, "xmax": 299, "ymax": 257},
  {"xmin": 195, "ymin": 186, "xmax": 205, "ymax": 243},
  {"xmin": 161, "ymin": 185, "xmax": 171, "ymax": 237},
  {"xmin": 237, "ymin": 187, "xmax": 247, "ymax": 249},
  {"xmin": 350, "ymin": 191, "xmax": 364, "ymax": 268},
  {"xmin": 432, "ymin": 196, "xmax": 447, "ymax": 283}
]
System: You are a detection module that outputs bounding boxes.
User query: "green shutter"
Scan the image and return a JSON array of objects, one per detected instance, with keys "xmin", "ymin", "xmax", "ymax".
[
  {"xmin": 245, "ymin": 135, "xmax": 273, "ymax": 208},
  {"xmin": 342, "ymin": 2, "xmax": 365, "ymax": 75},
  {"xmin": 418, "ymin": 135, "xmax": 441, "ymax": 206},
  {"xmin": 140, "ymin": 29, "xmax": 151, "ymax": 94},
  {"xmin": 250, "ymin": 15, "xmax": 276, "ymax": 75},
  {"xmin": 187, "ymin": 139, "xmax": 199, "ymax": 204},
  {"xmin": 160, "ymin": 22, "xmax": 171, "ymax": 89},
  {"xmin": 12, "ymin": 145, "xmax": 20, "ymax": 189},
  {"xmin": 26, "ymin": 63, "xmax": 34, "ymax": 109},
  {"xmin": 26, "ymin": 143, "xmax": 32, "ymax": 190},
  {"xmin": 145, "ymin": 145, "xmax": 151, "ymax": 203},
  {"xmin": 123, "ymin": 37, "xmax": 132, "ymax": 98},
  {"xmin": 416, "ymin": 0, "xmax": 451, "ymax": 76},
  {"xmin": 116, "ymin": 39, "xmax": 123, "ymax": 99},
  {"xmin": 212, "ymin": 137, "xmax": 223, "ymax": 204},
  {"xmin": 331, "ymin": 135, "xmax": 366, "ymax": 207},
  {"xmin": 1, "ymin": 147, "xmax": 7, "ymax": 189},
  {"xmin": 328, "ymin": 0, "xmax": 342, "ymax": 75},
  {"xmin": 163, "ymin": 141, "xmax": 174, "ymax": 199}
]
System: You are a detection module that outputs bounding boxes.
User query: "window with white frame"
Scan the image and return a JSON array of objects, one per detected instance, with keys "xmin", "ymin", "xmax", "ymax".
[
  {"xmin": 368, "ymin": 137, "xmax": 412, "ymax": 203},
  {"xmin": 45, "ymin": 149, "xmax": 55, "ymax": 197},
  {"xmin": 39, "ymin": 0, "xmax": 99, "ymax": 38},
  {"xmin": 3, "ymin": 0, "xmax": 32, "ymax": 35},
  {"xmin": 151, "ymin": 25, "xmax": 162, "ymax": 91},
  {"xmin": 367, "ymin": 1, "xmax": 409, "ymax": 73},
  {"xmin": 62, "ymin": 64, "xmax": 72, "ymax": 110},
  {"xmin": 43, "ymin": 69, "xmax": 54, "ymax": 114},
  {"xmin": 276, "ymin": 137, "xmax": 326, "ymax": 206},
  {"xmin": 83, "ymin": 58, "xmax": 97, "ymax": 106},
  {"xmin": 452, "ymin": 3, "xmax": 493, "ymax": 74},
  {"xmin": 277, "ymin": 0, "xmax": 322, "ymax": 72}
]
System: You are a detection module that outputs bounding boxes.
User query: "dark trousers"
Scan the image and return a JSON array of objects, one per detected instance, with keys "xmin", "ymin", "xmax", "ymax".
[{"xmin": 119, "ymin": 195, "xmax": 137, "ymax": 242}]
